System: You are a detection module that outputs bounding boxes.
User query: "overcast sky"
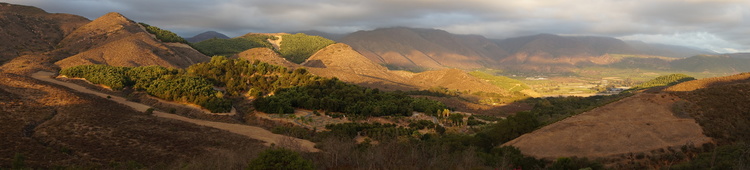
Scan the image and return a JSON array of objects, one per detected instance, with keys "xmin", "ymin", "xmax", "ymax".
[{"xmin": 6, "ymin": 0, "xmax": 750, "ymax": 53}]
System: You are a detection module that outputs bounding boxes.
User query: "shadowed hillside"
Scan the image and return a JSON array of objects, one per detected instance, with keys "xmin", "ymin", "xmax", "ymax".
[
  {"xmin": 0, "ymin": 3, "xmax": 89, "ymax": 63},
  {"xmin": 669, "ymin": 73, "xmax": 750, "ymax": 144}
]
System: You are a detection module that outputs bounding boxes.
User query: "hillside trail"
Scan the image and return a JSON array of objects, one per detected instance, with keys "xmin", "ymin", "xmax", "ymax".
[
  {"xmin": 32, "ymin": 71, "xmax": 319, "ymax": 152},
  {"xmin": 268, "ymin": 35, "xmax": 282, "ymax": 51}
]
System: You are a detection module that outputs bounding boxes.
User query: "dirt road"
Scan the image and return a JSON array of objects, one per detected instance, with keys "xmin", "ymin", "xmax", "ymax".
[{"xmin": 32, "ymin": 71, "xmax": 319, "ymax": 152}]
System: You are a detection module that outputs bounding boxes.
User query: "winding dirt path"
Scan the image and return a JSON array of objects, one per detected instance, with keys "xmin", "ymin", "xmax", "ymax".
[{"xmin": 32, "ymin": 71, "xmax": 319, "ymax": 152}]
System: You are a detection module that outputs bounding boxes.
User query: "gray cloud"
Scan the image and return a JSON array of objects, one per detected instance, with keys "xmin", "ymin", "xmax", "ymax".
[{"xmin": 5, "ymin": 0, "xmax": 749, "ymax": 52}]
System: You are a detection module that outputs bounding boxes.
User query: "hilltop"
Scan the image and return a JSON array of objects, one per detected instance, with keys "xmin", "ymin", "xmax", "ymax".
[
  {"xmin": 54, "ymin": 12, "xmax": 209, "ymax": 69},
  {"xmin": 186, "ymin": 31, "xmax": 230, "ymax": 43}
]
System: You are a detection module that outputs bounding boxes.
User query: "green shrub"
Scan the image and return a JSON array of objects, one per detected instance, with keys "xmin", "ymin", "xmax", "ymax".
[
  {"xmin": 60, "ymin": 64, "xmax": 131, "ymax": 90},
  {"xmin": 139, "ymin": 22, "xmax": 188, "ymax": 43},
  {"xmin": 279, "ymin": 33, "xmax": 335, "ymax": 63}
]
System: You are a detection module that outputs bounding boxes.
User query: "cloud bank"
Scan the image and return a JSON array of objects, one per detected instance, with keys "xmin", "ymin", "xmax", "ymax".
[{"xmin": 6, "ymin": 0, "xmax": 750, "ymax": 53}]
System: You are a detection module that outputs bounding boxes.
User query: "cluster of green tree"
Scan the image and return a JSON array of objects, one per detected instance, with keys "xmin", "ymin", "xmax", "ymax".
[
  {"xmin": 324, "ymin": 123, "xmax": 404, "ymax": 139},
  {"xmin": 248, "ymin": 148, "xmax": 315, "ymax": 170},
  {"xmin": 528, "ymin": 94, "xmax": 630, "ymax": 124},
  {"xmin": 466, "ymin": 116, "xmax": 486, "ymax": 126},
  {"xmin": 187, "ymin": 56, "xmax": 323, "ymax": 96},
  {"xmin": 628, "ymin": 73, "xmax": 695, "ymax": 92},
  {"xmin": 59, "ymin": 64, "xmax": 131, "ymax": 90},
  {"xmin": 474, "ymin": 91, "xmax": 530, "ymax": 104},
  {"xmin": 404, "ymin": 86, "xmax": 460, "ymax": 97},
  {"xmin": 472, "ymin": 111, "xmax": 540, "ymax": 149},
  {"xmin": 549, "ymin": 157, "xmax": 604, "ymax": 170},
  {"xmin": 279, "ymin": 33, "xmax": 335, "ymax": 63},
  {"xmin": 191, "ymin": 34, "xmax": 275, "ymax": 56},
  {"xmin": 146, "ymin": 74, "xmax": 232, "ymax": 112},
  {"xmin": 408, "ymin": 120, "xmax": 436, "ymax": 130},
  {"xmin": 60, "ymin": 65, "xmax": 231, "ymax": 113},
  {"xmin": 472, "ymin": 114, "xmax": 502, "ymax": 122},
  {"xmin": 138, "ymin": 23, "xmax": 188, "ymax": 44},
  {"xmin": 253, "ymin": 79, "xmax": 446, "ymax": 116},
  {"xmin": 671, "ymin": 143, "xmax": 750, "ymax": 170}
]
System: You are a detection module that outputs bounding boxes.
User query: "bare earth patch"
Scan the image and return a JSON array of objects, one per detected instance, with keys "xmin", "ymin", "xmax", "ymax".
[{"xmin": 504, "ymin": 93, "xmax": 712, "ymax": 159}]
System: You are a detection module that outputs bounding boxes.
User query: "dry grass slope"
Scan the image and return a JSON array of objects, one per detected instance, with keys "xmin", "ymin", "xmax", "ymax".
[
  {"xmin": 505, "ymin": 93, "xmax": 712, "ymax": 159},
  {"xmin": 54, "ymin": 12, "xmax": 208, "ymax": 69}
]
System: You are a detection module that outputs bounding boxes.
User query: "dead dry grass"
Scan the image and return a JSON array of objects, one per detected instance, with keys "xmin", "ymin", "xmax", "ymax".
[{"xmin": 505, "ymin": 93, "xmax": 712, "ymax": 159}]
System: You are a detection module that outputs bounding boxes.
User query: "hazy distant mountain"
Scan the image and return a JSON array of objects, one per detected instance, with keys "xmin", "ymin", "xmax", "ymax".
[
  {"xmin": 724, "ymin": 53, "xmax": 750, "ymax": 59},
  {"xmin": 186, "ymin": 31, "xmax": 230, "ymax": 43},
  {"xmin": 340, "ymin": 27, "xmax": 724, "ymax": 73},
  {"xmin": 492, "ymin": 34, "xmax": 643, "ymax": 72},
  {"xmin": 671, "ymin": 55, "xmax": 750, "ymax": 73},
  {"xmin": 495, "ymin": 33, "xmax": 639, "ymax": 57},
  {"xmin": 340, "ymin": 27, "xmax": 506, "ymax": 70},
  {"xmin": 294, "ymin": 30, "xmax": 347, "ymax": 41},
  {"xmin": 625, "ymin": 41, "xmax": 715, "ymax": 58}
]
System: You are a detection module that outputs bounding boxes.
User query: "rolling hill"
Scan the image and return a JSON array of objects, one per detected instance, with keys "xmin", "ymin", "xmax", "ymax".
[{"xmin": 54, "ymin": 12, "xmax": 209, "ymax": 69}]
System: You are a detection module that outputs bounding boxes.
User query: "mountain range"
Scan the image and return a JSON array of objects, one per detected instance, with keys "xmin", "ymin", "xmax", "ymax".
[
  {"xmin": 3, "ymin": 2, "xmax": 750, "ymax": 169},
  {"xmin": 191, "ymin": 27, "xmax": 721, "ymax": 73}
]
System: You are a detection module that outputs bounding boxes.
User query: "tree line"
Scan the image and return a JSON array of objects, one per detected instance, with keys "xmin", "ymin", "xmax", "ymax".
[
  {"xmin": 60, "ymin": 64, "xmax": 231, "ymax": 112},
  {"xmin": 60, "ymin": 57, "xmax": 447, "ymax": 116},
  {"xmin": 628, "ymin": 73, "xmax": 695, "ymax": 92},
  {"xmin": 139, "ymin": 23, "xmax": 189, "ymax": 44},
  {"xmin": 253, "ymin": 79, "xmax": 446, "ymax": 117}
]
